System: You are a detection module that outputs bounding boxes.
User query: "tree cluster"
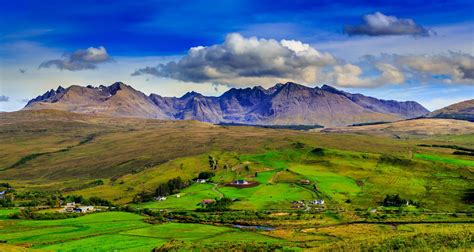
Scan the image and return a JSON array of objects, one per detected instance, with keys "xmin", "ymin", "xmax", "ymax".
[{"xmin": 155, "ymin": 177, "xmax": 188, "ymax": 196}]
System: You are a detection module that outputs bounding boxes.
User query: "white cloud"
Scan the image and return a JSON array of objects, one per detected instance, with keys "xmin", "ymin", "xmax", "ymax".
[
  {"xmin": 330, "ymin": 63, "xmax": 404, "ymax": 87},
  {"xmin": 132, "ymin": 33, "xmax": 336, "ymax": 87},
  {"xmin": 39, "ymin": 46, "xmax": 112, "ymax": 71},
  {"xmin": 395, "ymin": 52, "xmax": 474, "ymax": 84},
  {"xmin": 345, "ymin": 12, "xmax": 431, "ymax": 36}
]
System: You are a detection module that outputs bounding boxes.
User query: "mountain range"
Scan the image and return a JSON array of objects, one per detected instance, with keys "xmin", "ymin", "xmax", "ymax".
[{"xmin": 24, "ymin": 82, "xmax": 430, "ymax": 127}]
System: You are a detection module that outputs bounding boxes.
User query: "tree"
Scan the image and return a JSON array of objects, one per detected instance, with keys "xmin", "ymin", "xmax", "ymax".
[
  {"xmin": 198, "ymin": 171, "xmax": 215, "ymax": 179},
  {"xmin": 383, "ymin": 194, "xmax": 408, "ymax": 207},
  {"xmin": 208, "ymin": 155, "xmax": 218, "ymax": 170}
]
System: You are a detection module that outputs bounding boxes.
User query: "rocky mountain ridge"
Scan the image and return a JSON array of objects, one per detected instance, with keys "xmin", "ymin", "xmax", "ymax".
[{"xmin": 24, "ymin": 82, "xmax": 430, "ymax": 127}]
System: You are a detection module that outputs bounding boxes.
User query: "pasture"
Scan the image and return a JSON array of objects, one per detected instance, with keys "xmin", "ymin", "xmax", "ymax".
[{"xmin": 0, "ymin": 212, "xmax": 281, "ymax": 251}]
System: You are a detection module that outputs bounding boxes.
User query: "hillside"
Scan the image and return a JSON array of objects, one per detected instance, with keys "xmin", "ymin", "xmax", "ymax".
[
  {"xmin": 429, "ymin": 99, "xmax": 474, "ymax": 121},
  {"xmin": 1, "ymin": 110, "xmax": 473, "ymax": 205},
  {"xmin": 321, "ymin": 118, "xmax": 474, "ymax": 138},
  {"xmin": 1, "ymin": 110, "xmax": 473, "ymax": 251},
  {"xmin": 24, "ymin": 82, "xmax": 429, "ymax": 127}
]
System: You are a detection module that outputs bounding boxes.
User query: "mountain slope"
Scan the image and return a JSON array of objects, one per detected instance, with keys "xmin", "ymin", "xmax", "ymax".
[
  {"xmin": 321, "ymin": 85, "xmax": 429, "ymax": 118},
  {"xmin": 24, "ymin": 82, "xmax": 429, "ymax": 127},
  {"xmin": 429, "ymin": 99, "xmax": 474, "ymax": 121},
  {"xmin": 25, "ymin": 82, "xmax": 170, "ymax": 119}
]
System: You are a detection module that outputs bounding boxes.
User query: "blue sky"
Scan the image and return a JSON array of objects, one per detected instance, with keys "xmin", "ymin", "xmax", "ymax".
[{"xmin": 1, "ymin": 0, "xmax": 473, "ymax": 111}]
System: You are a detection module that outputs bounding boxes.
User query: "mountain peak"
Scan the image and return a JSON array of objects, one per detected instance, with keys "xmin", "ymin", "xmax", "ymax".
[
  {"xmin": 281, "ymin": 82, "xmax": 305, "ymax": 88},
  {"xmin": 56, "ymin": 86, "xmax": 66, "ymax": 93},
  {"xmin": 321, "ymin": 84, "xmax": 345, "ymax": 95},
  {"xmin": 180, "ymin": 91, "xmax": 203, "ymax": 99}
]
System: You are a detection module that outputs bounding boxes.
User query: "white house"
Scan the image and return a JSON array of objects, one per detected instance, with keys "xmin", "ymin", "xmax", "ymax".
[
  {"xmin": 310, "ymin": 199, "xmax": 325, "ymax": 205},
  {"xmin": 155, "ymin": 196, "xmax": 167, "ymax": 201},
  {"xmin": 64, "ymin": 202, "xmax": 76, "ymax": 212},
  {"xmin": 233, "ymin": 180, "xmax": 249, "ymax": 185},
  {"xmin": 196, "ymin": 179, "xmax": 207, "ymax": 183},
  {"xmin": 75, "ymin": 206, "xmax": 95, "ymax": 213}
]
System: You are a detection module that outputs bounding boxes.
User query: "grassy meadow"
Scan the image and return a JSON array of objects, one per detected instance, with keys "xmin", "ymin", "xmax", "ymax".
[{"xmin": 0, "ymin": 110, "xmax": 472, "ymax": 250}]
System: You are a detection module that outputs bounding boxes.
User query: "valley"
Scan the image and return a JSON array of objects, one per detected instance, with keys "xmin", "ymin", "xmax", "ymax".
[{"xmin": 0, "ymin": 110, "xmax": 472, "ymax": 251}]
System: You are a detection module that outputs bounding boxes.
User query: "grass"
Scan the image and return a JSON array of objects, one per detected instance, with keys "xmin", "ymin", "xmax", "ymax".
[
  {"xmin": 135, "ymin": 183, "xmax": 221, "ymax": 210},
  {"xmin": 289, "ymin": 165, "xmax": 360, "ymax": 202},
  {"xmin": 414, "ymin": 153, "xmax": 474, "ymax": 167},
  {"xmin": 1, "ymin": 110, "xmax": 474, "ymax": 250},
  {"xmin": 41, "ymin": 234, "xmax": 165, "ymax": 252},
  {"xmin": 0, "ymin": 208, "xmax": 18, "ymax": 219},
  {"xmin": 0, "ymin": 212, "xmax": 150, "ymax": 246},
  {"xmin": 122, "ymin": 223, "xmax": 233, "ymax": 240},
  {"xmin": 0, "ymin": 212, "xmax": 280, "ymax": 251},
  {"xmin": 219, "ymin": 183, "xmax": 314, "ymax": 210}
]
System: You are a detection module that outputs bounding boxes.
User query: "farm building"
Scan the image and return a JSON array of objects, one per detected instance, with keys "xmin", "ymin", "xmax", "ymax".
[
  {"xmin": 196, "ymin": 179, "xmax": 207, "ymax": 183},
  {"xmin": 75, "ymin": 206, "xmax": 95, "ymax": 213},
  {"xmin": 310, "ymin": 199, "xmax": 325, "ymax": 205},
  {"xmin": 300, "ymin": 179, "xmax": 310, "ymax": 185},
  {"xmin": 64, "ymin": 202, "xmax": 76, "ymax": 212},
  {"xmin": 0, "ymin": 191, "xmax": 5, "ymax": 199},
  {"xmin": 155, "ymin": 196, "xmax": 167, "ymax": 201},
  {"xmin": 201, "ymin": 199, "xmax": 215, "ymax": 204}
]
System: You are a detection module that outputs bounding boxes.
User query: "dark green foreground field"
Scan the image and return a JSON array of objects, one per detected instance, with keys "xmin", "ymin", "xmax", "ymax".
[{"xmin": 0, "ymin": 110, "xmax": 473, "ymax": 251}]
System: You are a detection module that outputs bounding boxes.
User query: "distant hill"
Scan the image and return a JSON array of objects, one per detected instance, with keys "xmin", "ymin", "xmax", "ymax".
[
  {"xmin": 321, "ymin": 118, "xmax": 474, "ymax": 137},
  {"xmin": 24, "ymin": 82, "xmax": 429, "ymax": 127},
  {"xmin": 429, "ymin": 99, "xmax": 474, "ymax": 121}
]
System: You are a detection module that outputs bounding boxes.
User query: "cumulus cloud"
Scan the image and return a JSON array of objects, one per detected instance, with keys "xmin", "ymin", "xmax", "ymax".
[
  {"xmin": 394, "ymin": 52, "xmax": 474, "ymax": 84},
  {"xmin": 345, "ymin": 12, "xmax": 431, "ymax": 36},
  {"xmin": 131, "ymin": 33, "xmax": 472, "ymax": 88},
  {"xmin": 39, "ymin": 46, "xmax": 112, "ymax": 71},
  {"xmin": 132, "ymin": 33, "xmax": 336, "ymax": 86},
  {"xmin": 0, "ymin": 95, "xmax": 9, "ymax": 102},
  {"xmin": 330, "ymin": 63, "xmax": 405, "ymax": 87}
]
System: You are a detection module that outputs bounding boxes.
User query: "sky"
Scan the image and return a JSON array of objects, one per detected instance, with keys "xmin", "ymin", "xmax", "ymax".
[{"xmin": 1, "ymin": 0, "xmax": 473, "ymax": 111}]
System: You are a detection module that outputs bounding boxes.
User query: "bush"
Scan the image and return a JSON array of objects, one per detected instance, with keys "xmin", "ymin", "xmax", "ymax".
[
  {"xmin": 311, "ymin": 148, "xmax": 325, "ymax": 156},
  {"xmin": 383, "ymin": 194, "xmax": 408, "ymax": 207},
  {"xmin": 197, "ymin": 171, "xmax": 215, "ymax": 180},
  {"xmin": 197, "ymin": 198, "xmax": 233, "ymax": 212},
  {"xmin": 155, "ymin": 177, "xmax": 188, "ymax": 197},
  {"xmin": 379, "ymin": 155, "xmax": 412, "ymax": 166},
  {"xmin": 0, "ymin": 198, "xmax": 14, "ymax": 207},
  {"xmin": 9, "ymin": 208, "xmax": 81, "ymax": 220}
]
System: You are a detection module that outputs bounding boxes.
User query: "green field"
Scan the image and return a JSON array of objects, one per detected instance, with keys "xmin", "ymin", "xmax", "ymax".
[
  {"xmin": 136, "ymin": 183, "xmax": 221, "ymax": 210},
  {"xmin": 289, "ymin": 165, "xmax": 360, "ymax": 202},
  {"xmin": 219, "ymin": 183, "xmax": 314, "ymax": 209},
  {"xmin": 0, "ymin": 212, "xmax": 282, "ymax": 251},
  {"xmin": 415, "ymin": 153, "xmax": 474, "ymax": 167}
]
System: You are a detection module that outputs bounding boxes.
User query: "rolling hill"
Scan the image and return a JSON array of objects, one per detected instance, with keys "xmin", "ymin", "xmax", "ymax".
[
  {"xmin": 1, "ymin": 109, "xmax": 472, "ymax": 205},
  {"xmin": 24, "ymin": 82, "xmax": 429, "ymax": 127},
  {"xmin": 321, "ymin": 118, "xmax": 474, "ymax": 137},
  {"xmin": 429, "ymin": 99, "xmax": 474, "ymax": 121}
]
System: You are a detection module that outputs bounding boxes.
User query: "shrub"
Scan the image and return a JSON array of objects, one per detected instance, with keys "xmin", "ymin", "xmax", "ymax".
[
  {"xmin": 197, "ymin": 171, "xmax": 215, "ymax": 180},
  {"xmin": 311, "ymin": 148, "xmax": 325, "ymax": 156},
  {"xmin": 383, "ymin": 194, "xmax": 408, "ymax": 207}
]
